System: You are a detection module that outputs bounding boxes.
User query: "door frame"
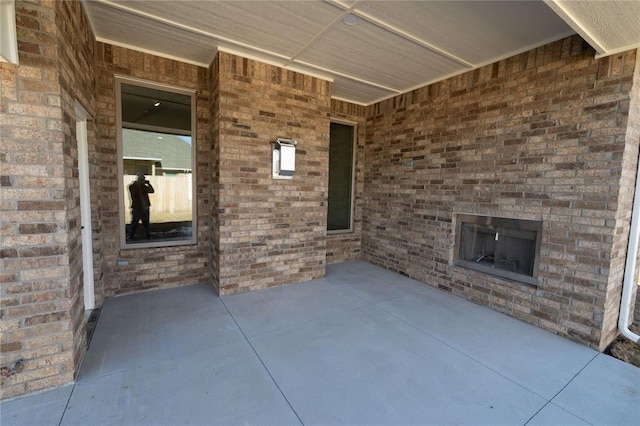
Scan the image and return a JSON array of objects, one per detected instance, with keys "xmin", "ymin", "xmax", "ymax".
[{"xmin": 75, "ymin": 100, "xmax": 95, "ymax": 311}]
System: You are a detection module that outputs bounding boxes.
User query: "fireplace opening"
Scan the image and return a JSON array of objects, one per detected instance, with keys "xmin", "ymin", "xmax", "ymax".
[{"xmin": 454, "ymin": 214, "xmax": 542, "ymax": 285}]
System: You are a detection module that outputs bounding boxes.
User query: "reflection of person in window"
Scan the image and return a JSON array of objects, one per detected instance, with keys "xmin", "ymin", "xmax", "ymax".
[{"xmin": 128, "ymin": 172, "xmax": 154, "ymax": 240}]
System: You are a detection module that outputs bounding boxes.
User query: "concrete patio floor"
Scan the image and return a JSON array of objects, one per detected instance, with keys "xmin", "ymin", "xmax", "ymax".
[{"xmin": 2, "ymin": 261, "xmax": 639, "ymax": 425}]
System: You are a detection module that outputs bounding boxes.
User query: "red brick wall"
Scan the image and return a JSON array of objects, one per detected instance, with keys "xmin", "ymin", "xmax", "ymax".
[
  {"xmin": 215, "ymin": 52, "xmax": 331, "ymax": 294},
  {"xmin": 95, "ymin": 44, "xmax": 212, "ymax": 297},
  {"xmin": 362, "ymin": 36, "xmax": 638, "ymax": 350},
  {"xmin": 327, "ymin": 100, "xmax": 366, "ymax": 263}
]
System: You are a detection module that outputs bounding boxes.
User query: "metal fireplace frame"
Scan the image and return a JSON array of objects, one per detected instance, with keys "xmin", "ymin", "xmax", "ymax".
[{"xmin": 453, "ymin": 214, "xmax": 543, "ymax": 286}]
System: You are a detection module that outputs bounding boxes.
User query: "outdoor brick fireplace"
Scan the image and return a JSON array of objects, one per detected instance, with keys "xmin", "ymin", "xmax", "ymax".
[{"xmin": 454, "ymin": 214, "xmax": 542, "ymax": 286}]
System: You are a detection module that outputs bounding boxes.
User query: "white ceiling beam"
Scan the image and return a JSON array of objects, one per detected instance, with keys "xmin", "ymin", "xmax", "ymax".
[
  {"xmin": 292, "ymin": 58, "xmax": 402, "ymax": 94},
  {"xmin": 543, "ymin": 0, "xmax": 607, "ymax": 56}
]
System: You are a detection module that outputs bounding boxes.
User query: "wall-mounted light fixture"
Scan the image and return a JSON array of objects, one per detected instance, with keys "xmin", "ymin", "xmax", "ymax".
[{"xmin": 273, "ymin": 138, "xmax": 297, "ymax": 179}]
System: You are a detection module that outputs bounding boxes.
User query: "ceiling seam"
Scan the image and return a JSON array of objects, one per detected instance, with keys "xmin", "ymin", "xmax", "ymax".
[{"xmin": 280, "ymin": 10, "xmax": 353, "ymax": 67}]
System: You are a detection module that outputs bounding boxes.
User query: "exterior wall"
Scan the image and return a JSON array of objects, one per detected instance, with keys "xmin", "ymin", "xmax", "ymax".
[
  {"xmin": 327, "ymin": 100, "xmax": 366, "ymax": 263},
  {"xmin": 362, "ymin": 36, "xmax": 638, "ymax": 350},
  {"xmin": 1, "ymin": 3, "xmax": 637, "ymax": 401},
  {"xmin": 215, "ymin": 52, "xmax": 331, "ymax": 294},
  {"xmin": 0, "ymin": 0, "xmax": 96, "ymax": 399},
  {"xmin": 95, "ymin": 44, "xmax": 212, "ymax": 297}
]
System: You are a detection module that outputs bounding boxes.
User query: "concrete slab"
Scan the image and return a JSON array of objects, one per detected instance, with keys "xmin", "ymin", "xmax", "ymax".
[
  {"xmin": 377, "ymin": 289, "xmax": 598, "ymax": 399},
  {"xmin": 80, "ymin": 283, "xmax": 244, "ymax": 381},
  {"xmin": 2, "ymin": 261, "xmax": 638, "ymax": 425},
  {"xmin": 527, "ymin": 403, "xmax": 591, "ymax": 425},
  {"xmin": 222, "ymin": 278, "xmax": 369, "ymax": 337},
  {"xmin": 62, "ymin": 340, "xmax": 300, "ymax": 425},
  {"xmin": 1, "ymin": 384, "xmax": 72, "ymax": 426},
  {"xmin": 551, "ymin": 353, "xmax": 640, "ymax": 426},
  {"xmin": 249, "ymin": 304, "xmax": 547, "ymax": 425}
]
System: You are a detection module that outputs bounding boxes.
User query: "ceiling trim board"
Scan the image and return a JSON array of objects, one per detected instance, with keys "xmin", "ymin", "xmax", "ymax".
[
  {"xmin": 457, "ymin": 30, "xmax": 576, "ymax": 76},
  {"xmin": 95, "ymin": 36, "xmax": 210, "ymax": 68},
  {"xmin": 594, "ymin": 43, "xmax": 640, "ymax": 60},
  {"xmin": 292, "ymin": 59, "xmax": 402, "ymax": 94},
  {"xmin": 330, "ymin": 95, "xmax": 368, "ymax": 107},
  {"xmin": 218, "ymin": 47, "xmax": 334, "ymax": 83},
  {"xmin": 544, "ymin": 0, "xmax": 607, "ymax": 55},
  {"xmin": 364, "ymin": 31, "xmax": 576, "ymax": 107},
  {"xmin": 327, "ymin": 0, "xmax": 358, "ymax": 11}
]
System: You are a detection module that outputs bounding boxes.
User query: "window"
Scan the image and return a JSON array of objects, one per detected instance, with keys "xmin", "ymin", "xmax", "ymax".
[
  {"xmin": 327, "ymin": 121, "xmax": 356, "ymax": 232},
  {"xmin": 116, "ymin": 77, "xmax": 196, "ymax": 247}
]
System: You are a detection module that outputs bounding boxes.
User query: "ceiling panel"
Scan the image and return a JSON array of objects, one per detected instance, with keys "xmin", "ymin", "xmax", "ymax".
[
  {"xmin": 354, "ymin": 0, "xmax": 573, "ymax": 65},
  {"xmin": 109, "ymin": 0, "xmax": 344, "ymax": 57},
  {"xmin": 85, "ymin": 1, "xmax": 218, "ymax": 65},
  {"xmin": 551, "ymin": 0, "xmax": 640, "ymax": 54},
  {"xmin": 84, "ymin": 0, "xmax": 638, "ymax": 105},
  {"xmin": 296, "ymin": 18, "xmax": 466, "ymax": 91}
]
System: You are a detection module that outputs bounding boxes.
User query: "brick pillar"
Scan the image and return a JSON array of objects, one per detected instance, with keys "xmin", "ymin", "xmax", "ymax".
[
  {"xmin": 215, "ymin": 52, "xmax": 331, "ymax": 294},
  {"xmin": 0, "ymin": 1, "xmax": 76, "ymax": 399}
]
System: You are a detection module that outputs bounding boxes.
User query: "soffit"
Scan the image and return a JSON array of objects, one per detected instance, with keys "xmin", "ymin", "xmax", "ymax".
[{"xmin": 84, "ymin": 0, "xmax": 639, "ymax": 106}]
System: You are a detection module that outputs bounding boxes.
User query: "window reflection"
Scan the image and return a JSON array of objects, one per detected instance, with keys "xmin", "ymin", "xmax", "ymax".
[{"xmin": 118, "ymin": 81, "xmax": 195, "ymax": 245}]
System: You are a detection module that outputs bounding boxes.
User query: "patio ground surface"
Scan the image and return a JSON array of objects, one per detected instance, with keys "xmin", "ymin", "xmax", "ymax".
[{"xmin": 2, "ymin": 261, "xmax": 639, "ymax": 425}]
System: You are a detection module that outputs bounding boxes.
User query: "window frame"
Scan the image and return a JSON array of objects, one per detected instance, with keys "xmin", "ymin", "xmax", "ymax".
[
  {"xmin": 327, "ymin": 119, "xmax": 357, "ymax": 235},
  {"xmin": 115, "ymin": 76, "xmax": 197, "ymax": 249}
]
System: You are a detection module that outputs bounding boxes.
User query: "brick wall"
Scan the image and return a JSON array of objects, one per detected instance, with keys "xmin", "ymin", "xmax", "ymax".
[
  {"xmin": 327, "ymin": 100, "xmax": 366, "ymax": 264},
  {"xmin": 362, "ymin": 36, "xmax": 638, "ymax": 350},
  {"xmin": 601, "ymin": 50, "xmax": 640, "ymax": 346},
  {"xmin": 95, "ymin": 44, "xmax": 212, "ymax": 297},
  {"xmin": 0, "ymin": 0, "xmax": 93, "ymax": 399},
  {"xmin": 215, "ymin": 52, "xmax": 331, "ymax": 294}
]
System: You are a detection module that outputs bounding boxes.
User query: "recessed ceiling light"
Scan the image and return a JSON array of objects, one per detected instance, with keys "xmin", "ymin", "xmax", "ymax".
[
  {"xmin": 153, "ymin": 102, "xmax": 160, "ymax": 107},
  {"xmin": 342, "ymin": 13, "xmax": 360, "ymax": 26}
]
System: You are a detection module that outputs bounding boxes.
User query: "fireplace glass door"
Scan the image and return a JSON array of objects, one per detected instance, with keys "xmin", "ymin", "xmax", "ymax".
[{"xmin": 454, "ymin": 215, "xmax": 542, "ymax": 285}]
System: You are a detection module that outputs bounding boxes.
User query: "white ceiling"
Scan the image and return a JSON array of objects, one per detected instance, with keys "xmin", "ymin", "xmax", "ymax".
[{"xmin": 84, "ymin": 0, "xmax": 640, "ymax": 106}]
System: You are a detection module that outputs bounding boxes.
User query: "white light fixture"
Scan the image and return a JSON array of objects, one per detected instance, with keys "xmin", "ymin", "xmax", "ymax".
[
  {"xmin": 342, "ymin": 13, "xmax": 360, "ymax": 26},
  {"xmin": 153, "ymin": 102, "xmax": 160, "ymax": 107}
]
